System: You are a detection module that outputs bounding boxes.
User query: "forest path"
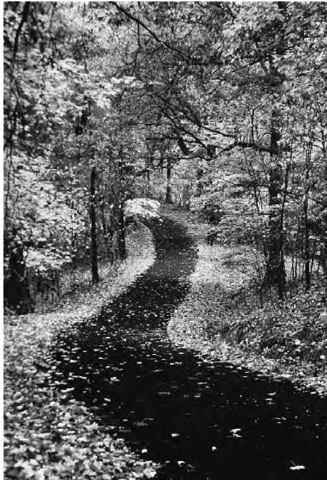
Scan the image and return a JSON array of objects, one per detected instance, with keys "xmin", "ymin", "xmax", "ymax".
[{"xmin": 52, "ymin": 216, "xmax": 327, "ymax": 480}]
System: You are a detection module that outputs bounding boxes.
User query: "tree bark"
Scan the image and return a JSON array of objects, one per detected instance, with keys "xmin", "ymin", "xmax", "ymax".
[
  {"xmin": 117, "ymin": 205, "xmax": 127, "ymax": 259},
  {"xmin": 4, "ymin": 243, "xmax": 33, "ymax": 314},
  {"xmin": 90, "ymin": 166, "xmax": 99, "ymax": 284},
  {"xmin": 196, "ymin": 166, "xmax": 204, "ymax": 197},
  {"xmin": 303, "ymin": 198, "xmax": 311, "ymax": 293},
  {"xmin": 264, "ymin": 112, "xmax": 286, "ymax": 298},
  {"xmin": 303, "ymin": 145, "xmax": 313, "ymax": 290},
  {"xmin": 165, "ymin": 159, "xmax": 173, "ymax": 204}
]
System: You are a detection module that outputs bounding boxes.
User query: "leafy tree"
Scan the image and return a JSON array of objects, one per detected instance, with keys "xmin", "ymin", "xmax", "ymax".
[
  {"xmin": 4, "ymin": 1, "xmax": 327, "ymax": 311},
  {"xmin": 4, "ymin": 2, "xmax": 78, "ymax": 311}
]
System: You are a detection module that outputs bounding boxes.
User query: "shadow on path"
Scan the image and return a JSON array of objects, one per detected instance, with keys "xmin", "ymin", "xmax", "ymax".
[{"xmin": 52, "ymin": 217, "xmax": 327, "ymax": 480}]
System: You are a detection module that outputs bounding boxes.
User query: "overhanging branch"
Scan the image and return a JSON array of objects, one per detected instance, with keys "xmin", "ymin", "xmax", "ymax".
[
  {"xmin": 221, "ymin": 140, "xmax": 272, "ymax": 154},
  {"xmin": 112, "ymin": 2, "xmax": 188, "ymax": 61}
]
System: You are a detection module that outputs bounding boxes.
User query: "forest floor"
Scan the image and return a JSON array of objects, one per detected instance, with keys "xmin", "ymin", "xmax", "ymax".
[
  {"xmin": 4, "ymin": 206, "xmax": 327, "ymax": 480},
  {"xmin": 4, "ymin": 223, "xmax": 159, "ymax": 480},
  {"xmin": 164, "ymin": 206, "xmax": 327, "ymax": 397}
]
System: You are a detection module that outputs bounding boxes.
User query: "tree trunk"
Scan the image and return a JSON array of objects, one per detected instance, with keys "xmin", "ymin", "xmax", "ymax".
[
  {"xmin": 303, "ymin": 144, "xmax": 312, "ymax": 290},
  {"xmin": 182, "ymin": 184, "xmax": 191, "ymax": 209},
  {"xmin": 117, "ymin": 205, "xmax": 127, "ymax": 259},
  {"xmin": 90, "ymin": 166, "xmax": 99, "ymax": 284},
  {"xmin": 4, "ymin": 243, "xmax": 34, "ymax": 314},
  {"xmin": 264, "ymin": 113, "xmax": 286, "ymax": 298},
  {"xmin": 196, "ymin": 166, "xmax": 204, "ymax": 197},
  {"xmin": 320, "ymin": 139, "xmax": 327, "ymax": 288},
  {"xmin": 165, "ymin": 159, "xmax": 173, "ymax": 204},
  {"xmin": 303, "ymin": 192, "xmax": 311, "ymax": 290},
  {"xmin": 321, "ymin": 241, "xmax": 327, "ymax": 288}
]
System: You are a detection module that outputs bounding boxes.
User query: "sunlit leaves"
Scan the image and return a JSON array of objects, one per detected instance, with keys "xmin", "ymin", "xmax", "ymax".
[
  {"xmin": 4, "ymin": 153, "xmax": 85, "ymax": 273},
  {"xmin": 125, "ymin": 198, "xmax": 161, "ymax": 223}
]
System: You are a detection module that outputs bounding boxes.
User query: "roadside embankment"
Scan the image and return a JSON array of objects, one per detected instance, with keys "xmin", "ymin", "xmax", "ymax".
[
  {"xmin": 4, "ymin": 223, "xmax": 158, "ymax": 480},
  {"xmin": 164, "ymin": 207, "xmax": 327, "ymax": 397}
]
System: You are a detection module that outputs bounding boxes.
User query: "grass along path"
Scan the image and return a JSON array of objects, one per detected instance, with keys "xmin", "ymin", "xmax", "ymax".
[
  {"xmin": 164, "ymin": 207, "xmax": 327, "ymax": 397},
  {"xmin": 4, "ymin": 223, "xmax": 158, "ymax": 480}
]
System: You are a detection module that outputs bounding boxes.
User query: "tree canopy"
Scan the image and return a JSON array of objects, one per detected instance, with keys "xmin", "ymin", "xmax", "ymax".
[{"xmin": 4, "ymin": 1, "xmax": 327, "ymax": 313}]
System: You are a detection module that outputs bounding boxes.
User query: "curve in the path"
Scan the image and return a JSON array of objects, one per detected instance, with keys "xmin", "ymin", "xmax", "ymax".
[{"xmin": 52, "ymin": 217, "xmax": 327, "ymax": 480}]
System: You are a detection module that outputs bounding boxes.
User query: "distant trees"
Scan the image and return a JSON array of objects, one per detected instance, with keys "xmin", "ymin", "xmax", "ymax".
[{"xmin": 122, "ymin": 1, "xmax": 327, "ymax": 298}]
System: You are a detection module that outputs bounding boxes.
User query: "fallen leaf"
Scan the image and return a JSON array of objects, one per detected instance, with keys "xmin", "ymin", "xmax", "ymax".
[{"xmin": 290, "ymin": 465, "xmax": 305, "ymax": 471}]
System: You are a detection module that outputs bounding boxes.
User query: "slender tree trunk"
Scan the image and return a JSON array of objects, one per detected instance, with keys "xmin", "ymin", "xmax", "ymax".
[
  {"xmin": 165, "ymin": 159, "xmax": 173, "ymax": 204},
  {"xmin": 100, "ymin": 196, "xmax": 111, "ymax": 258},
  {"xmin": 303, "ymin": 192, "xmax": 310, "ymax": 290},
  {"xmin": 182, "ymin": 184, "xmax": 190, "ymax": 209},
  {"xmin": 320, "ymin": 138, "xmax": 327, "ymax": 288},
  {"xmin": 303, "ymin": 144, "xmax": 312, "ymax": 290},
  {"xmin": 321, "ymin": 242, "xmax": 327, "ymax": 287},
  {"xmin": 117, "ymin": 204, "xmax": 127, "ymax": 259},
  {"xmin": 264, "ymin": 112, "xmax": 286, "ymax": 298},
  {"xmin": 196, "ymin": 166, "xmax": 204, "ymax": 197},
  {"xmin": 90, "ymin": 166, "xmax": 99, "ymax": 284},
  {"xmin": 4, "ymin": 242, "xmax": 33, "ymax": 314}
]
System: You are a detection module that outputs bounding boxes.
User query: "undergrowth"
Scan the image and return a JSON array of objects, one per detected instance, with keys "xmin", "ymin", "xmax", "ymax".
[
  {"xmin": 4, "ymin": 223, "xmax": 158, "ymax": 480},
  {"xmin": 165, "ymin": 206, "xmax": 327, "ymax": 396},
  {"xmin": 26, "ymin": 224, "xmax": 154, "ymax": 314}
]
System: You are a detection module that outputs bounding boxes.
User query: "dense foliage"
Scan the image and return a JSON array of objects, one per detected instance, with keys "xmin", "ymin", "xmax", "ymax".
[{"xmin": 4, "ymin": 2, "xmax": 327, "ymax": 313}]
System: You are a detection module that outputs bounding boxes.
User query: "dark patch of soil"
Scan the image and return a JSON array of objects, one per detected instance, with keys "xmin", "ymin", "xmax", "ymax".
[{"xmin": 51, "ymin": 216, "xmax": 327, "ymax": 480}]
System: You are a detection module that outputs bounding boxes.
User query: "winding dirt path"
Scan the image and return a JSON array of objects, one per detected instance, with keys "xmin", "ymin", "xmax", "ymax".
[{"xmin": 52, "ymin": 217, "xmax": 327, "ymax": 480}]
